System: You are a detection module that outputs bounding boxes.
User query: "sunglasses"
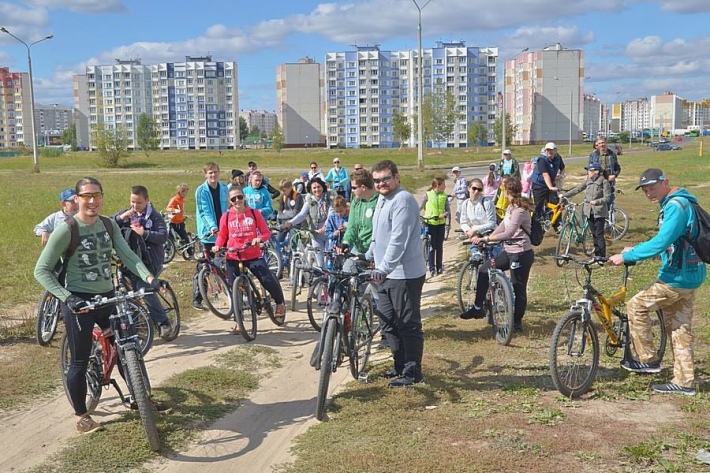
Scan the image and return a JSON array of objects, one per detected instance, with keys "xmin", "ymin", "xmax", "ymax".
[
  {"xmin": 469, "ymin": 187, "xmax": 483, "ymax": 192},
  {"xmin": 373, "ymin": 174, "xmax": 394, "ymax": 185},
  {"xmin": 77, "ymin": 192, "xmax": 104, "ymax": 200},
  {"xmin": 230, "ymin": 195, "xmax": 245, "ymax": 202},
  {"xmin": 310, "ymin": 166, "xmax": 317, "ymax": 169},
  {"xmin": 354, "ymin": 167, "xmax": 363, "ymax": 171}
]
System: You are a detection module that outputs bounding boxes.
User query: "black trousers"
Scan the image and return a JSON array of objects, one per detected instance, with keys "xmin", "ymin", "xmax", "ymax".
[
  {"xmin": 474, "ymin": 250, "xmax": 534, "ymax": 325},
  {"xmin": 192, "ymin": 242, "xmax": 215, "ymax": 302},
  {"xmin": 376, "ymin": 276, "xmax": 426, "ymax": 379},
  {"xmin": 427, "ymin": 223, "xmax": 446, "ymax": 273},
  {"xmin": 225, "ymin": 258, "xmax": 285, "ymax": 305},
  {"xmin": 589, "ymin": 216, "xmax": 606, "ymax": 257},
  {"xmin": 532, "ymin": 184, "xmax": 555, "ymax": 221}
]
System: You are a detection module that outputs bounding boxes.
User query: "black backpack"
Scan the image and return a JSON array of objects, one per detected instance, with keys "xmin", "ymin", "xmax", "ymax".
[
  {"xmin": 56, "ymin": 216, "xmax": 115, "ymax": 283},
  {"xmin": 521, "ymin": 212, "xmax": 544, "ymax": 246},
  {"xmin": 672, "ymin": 198, "xmax": 710, "ymax": 264}
]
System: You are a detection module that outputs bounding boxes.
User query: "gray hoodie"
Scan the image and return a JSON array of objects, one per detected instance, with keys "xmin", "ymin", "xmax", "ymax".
[{"xmin": 367, "ymin": 186, "xmax": 427, "ymax": 280}]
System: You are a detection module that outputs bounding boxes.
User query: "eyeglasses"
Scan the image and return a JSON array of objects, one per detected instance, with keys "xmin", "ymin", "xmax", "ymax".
[
  {"xmin": 77, "ymin": 192, "xmax": 103, "ymax": 200},
  {"xmin": 373, "ymin": 174, "xmax": 394, "ymax": 185},
  {"xmin": 470, "ymin": 187, "xmax": 483, "ymax": 192},
  {"xmin": 354, "ymin": 167, "xmax": 363, "ymax": 171},
  {"xmin": 333, "ymin": 160, "xmax": 340, "ymax": 164},
  {"xmin": 230, "ymin": 195, "xmax": 245, "ymax": 202}
]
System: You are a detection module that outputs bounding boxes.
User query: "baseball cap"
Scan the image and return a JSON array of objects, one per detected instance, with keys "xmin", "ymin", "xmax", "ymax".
[
  {"xmin": 231, "ymin": 169, "xmax": 244, "ymax": 178},
  {"xmin": 333, "ymin": 158, "xmax": 340, "ymax": 163},
  {"xmin": 452, "ymin": 166, "xmax": 461, "ymax": 173},
  {"xmin": 300, "ymin": 171, "xmax": 309, "ymax": 179},
  {"xmin": 584, "ymin": 163, "xmax": 602, "ymax": 171},
  {"xmin": 503, "ymin": 149, "xmax": 512, "ymax": 155},
  {"xmin": 544, "ymin": 142, "xmax": 557, "ymax": 150},
  {"xmin": 636, "ymin": 168, "xmax": 666, "ymax": 190},
  {"xmin": 59, "ymin": 189, "xmax": 76, "ymax": 202}
]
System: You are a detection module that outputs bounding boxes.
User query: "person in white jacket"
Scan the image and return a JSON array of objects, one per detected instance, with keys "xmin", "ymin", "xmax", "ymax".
[{"xmin": 459, "ymin": 178, "xmax": 497, "ymax": 238}]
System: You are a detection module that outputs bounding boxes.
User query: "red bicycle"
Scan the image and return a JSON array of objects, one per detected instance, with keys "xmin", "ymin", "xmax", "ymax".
[{"xmin": 59, "ymin": 288, "xmax": 161, "ymax": 451}]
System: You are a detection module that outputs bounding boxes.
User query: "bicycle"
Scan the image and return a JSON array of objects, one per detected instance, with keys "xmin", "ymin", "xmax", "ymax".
[
  {"xmin": 605, "ymin": 189, "xmax": 629, "ymax": 241},
  {"xmin": 196, "ymin": 246, "xmax": 233, "ymax": 319},
  {"xmin": 549, "ymin": 255, "xmax": 667, "ymax": 398},
  {"xmin": 420, "ymin": 216, "xmax": 439, "ymax": 263},
  {"xmin": 289, "ymin": 229, "xmax": 319, "ymax": 311},
  {"xmin": 305, "ymin": 249, "xmax": 342, "ymax": 332},
  {"xmin": 444, "ymin": 194, "xmax": 454, "ymax": 241},
  {"xmin": 36, "ymin": 290, "xmax": 61, "ymax": 346},
  {"xmin": 457, "ymin": 238, "xmax": 516, "ymax": 345},
  {"xmin": 554, "ymin": 199, "xmax": 595, "ymax": 267},
  {"xmin": 161, "ymin": 212, "xmax": 200, "ymax": 264},
  {"xmin": 228, "ymin": 243, "xmax": 285, "ymax": 342},
  {"xmin": 59, "ymin": 288, "xmax": 163, "ymax": 451},
  {"xmin": 261, "ymin": 240, "xmax": 283, "ymax": 280}
]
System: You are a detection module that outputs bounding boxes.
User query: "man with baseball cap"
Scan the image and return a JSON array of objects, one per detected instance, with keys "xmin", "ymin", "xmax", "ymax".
[
  {"xmin": 499, "ymin": 149, "xmax": 520, "ymax": 179},
  {"xmin": 34, "ymin": 188, "xmax": 79, "ymax": 246},
  {"xmin": 609, "ymin": 168, "xmax": 706, "ymax": 396},
  {"xmin": 530, "ymin": 142, "xmax": 565, "ymax": 226},
  {"xmin": 451, "ymin": 166, "xmax": 468, "ymax": 224}
]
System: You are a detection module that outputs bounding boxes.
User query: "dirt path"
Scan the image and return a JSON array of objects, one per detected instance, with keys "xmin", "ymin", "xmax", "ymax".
[{"xmin": 0, "ymin": 234, "xmax": 463, "ymax": 473}]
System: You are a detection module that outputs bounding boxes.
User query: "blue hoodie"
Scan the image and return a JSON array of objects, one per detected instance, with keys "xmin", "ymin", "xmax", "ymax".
[
  {"xmin": 623, "ymin": 188, "xmax": 706, "ymax": 289},
  {"xmin": 244, "ymin": 184, "xmax": 274, "ymax": 220}
]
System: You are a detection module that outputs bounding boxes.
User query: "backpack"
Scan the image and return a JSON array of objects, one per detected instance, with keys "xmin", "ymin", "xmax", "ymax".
[
  {"xmin": 522, "ymin": 213, "xmax": 544, "ymax": 246},
  {"xmin": 56, "ymin": 215, "xmax": 115, "ymax": 283},
  {"xmin": 672, "ymin": 198, "xmax": 710, "ymax": 264}
]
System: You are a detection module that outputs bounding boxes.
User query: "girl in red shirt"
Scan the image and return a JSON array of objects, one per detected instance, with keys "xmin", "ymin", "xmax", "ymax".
[{"xmin": 213, "ymin": 186, "xmax": 286, "ymax": 319}]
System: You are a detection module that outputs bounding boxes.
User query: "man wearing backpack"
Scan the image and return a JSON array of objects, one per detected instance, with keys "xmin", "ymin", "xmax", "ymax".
[
  {"xmin": 609, "ymin": 168, "xmax": 706, "ymax": 396},
  {"xmin": 531, "ymin": 142, "xmax": 565, "ymax": 228}
]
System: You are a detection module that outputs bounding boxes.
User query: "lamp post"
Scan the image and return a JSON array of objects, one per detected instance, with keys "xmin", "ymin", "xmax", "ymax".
[
  {"xmin": 500, "ymin": 48, "xmax": 528, "ymax": 152},
  {"xmin": 412, "ymin": 0, "xmax": 432, "ymax": 170},
  {"xmin": 1, "ymin": 27, "xmax": 53, "ymax": 173}
]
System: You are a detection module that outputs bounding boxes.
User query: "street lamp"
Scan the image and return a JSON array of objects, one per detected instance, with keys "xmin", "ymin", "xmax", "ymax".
[
  {"xmin": 1, "ymin": 27, "xmax": 54, "ymax": 173},
  {"xmin": 500, "ymin": 48, "xmax": 528, "ymax": 152},
  {"xmin": 412, "ymin": 0, "xmax": 432, "ymax": 170}
]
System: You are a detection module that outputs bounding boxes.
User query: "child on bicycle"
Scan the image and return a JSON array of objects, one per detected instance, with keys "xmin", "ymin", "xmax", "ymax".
[
  {"xmin": 212, "ymin": 186, "xmax": 286, "ymax": 321},
  {"xmin": 166, "ymin": 183, "xmax": 194, "ymax": 259},
  {"xmin": 560, "ymin": 163, "xmax": 611, "ymax": 257},
  {"xmin": 459, "ymin": 178, "xmax": 497, "ymax": 239},
  {"xmin": 419, "ymin": 177, "xmax": 450, "ymax": 278},
  {"xmin": 325, "ymin": 195, "xmax": 349, "ymax": 250}
]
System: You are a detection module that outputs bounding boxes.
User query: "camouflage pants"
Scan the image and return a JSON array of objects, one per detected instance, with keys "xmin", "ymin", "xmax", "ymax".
[{"xmin": 627, "ymin": 281, "xmax": 697, "ymax": 388}]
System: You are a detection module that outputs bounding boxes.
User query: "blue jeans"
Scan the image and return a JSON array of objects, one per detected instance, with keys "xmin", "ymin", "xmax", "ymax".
[{"xmin": 131, "ymin": 276, "xmax": 169, "ymax": 326}]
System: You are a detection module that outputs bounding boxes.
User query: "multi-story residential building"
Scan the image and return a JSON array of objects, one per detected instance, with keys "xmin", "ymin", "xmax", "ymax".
[
  {"xmin": 35, "ymin": 103, "xmax": 73, "ymax": 145},
  {"xmin": 504, "ymin": 43, "xmax": 584, "ymax": 145},
  {"xmin": 0, "ymin": 67, "xmax": 32, "ymax": 148},
  {"xmin": 240, "ymin": 109, "xmax": 278, "ymax": 138},
  {"xmin": 276, "ymin": 57, "xmax": 323, "ymax": 147},
  {"xmin": 651, "ymin": 92, "xmax": 683, "ymax": 135},
  {"xmin": 73, "ymin": 74, "xmax": 90, "ymax": 149},
  {"xmin": 324, "ymin": 42, "xmax": 498, "ymax": 149},
  {"xmin": 618, "ymin": 98, "xmax": 651, "ymax": 136},
  {"xmin": 582, "ymin": 94, "xmax": 601, "ymax": 139}
]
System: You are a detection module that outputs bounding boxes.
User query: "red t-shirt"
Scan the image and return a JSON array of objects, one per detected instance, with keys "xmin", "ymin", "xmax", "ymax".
[{"xmin": 215, "ymin": 207, "xmax": 270, "ymax": 260}]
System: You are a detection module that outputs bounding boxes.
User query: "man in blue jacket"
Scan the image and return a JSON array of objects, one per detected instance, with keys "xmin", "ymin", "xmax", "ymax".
[{"xmin": 609, "ymin": 168, "xmax": 706, "ymax": 396}]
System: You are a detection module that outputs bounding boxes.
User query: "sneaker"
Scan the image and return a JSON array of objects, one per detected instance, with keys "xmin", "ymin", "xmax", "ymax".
[
  {"xmin": 159, "ymin": 322, "xmax": 172, "ymax": 338},
  {"xmin": 274, "ymin": 303, "xmax": 286, "ymax": 318},
  {"xmin": 429, "ymin": 270, "xmax": 436, "ymax": 279},
  {"xmin": 130, "ymin": 398, "xmax": 173, "ymax": 413},
  {"xmin": 652, "ymin": 382, "xmax": 696, "ymax": 396},
  {"xmin": 382, "ymin": 368, "xmax": 401, "ymax": 379},
  {"xmin": 388, "ymin": 375, "xmax": 424, "ymax": 388},
  {"xmin": 620, "ymin": 359, "xmax": 661, "ymax": 374},
  {"xmin": 76, "ymin": 416, "xmax": 103, "ymax": 434},
  {"xmin": 192, "ymin": 300, "xmax": 205, "ymax": 311},
  {"xmin": 460, "ymin": 306, "xmax": 485, "ymax": 320},
  {"xmin": 437, "ymin": 268, "xmax": 444, "ymax": 275},
  {"xmin": 513, "ymin": 323, "xmax": 523, "ymax": 333}
]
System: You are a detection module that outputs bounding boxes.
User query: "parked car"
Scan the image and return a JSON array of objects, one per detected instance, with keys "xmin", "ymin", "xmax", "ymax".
[
  {"xmin": 672, "ymin": 136, "xmax": 683, "ymax": 142},
  {"xmin": 655, "ymin": 144, "xmax": 682, "ymax": 151},
  {"xmin": 614, "ymin": 145, "xmax": 623, "ymax": 155}
]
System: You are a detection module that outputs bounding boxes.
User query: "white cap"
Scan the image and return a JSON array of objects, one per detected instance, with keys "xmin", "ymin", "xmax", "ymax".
[
  {"xmin": 544, "ymin": 142, "xmax": 557, "ymax": 150},
  {"xmin": 333, "ymin": 157, "xmax": 340, "ymax": 163},
  {"xmin": 452, "ymin": 166, "xmax": 461, "ymax": 172},
  {"xmin": 503, "ymin": 149, "xmax": 512, "ymax": 155}
]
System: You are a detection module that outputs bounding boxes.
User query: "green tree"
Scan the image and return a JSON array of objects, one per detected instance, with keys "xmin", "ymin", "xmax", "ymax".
[
  {"xmin": 618, "ymin": 131, "xmax": 630, "ymax": 143},
  {"xmin": 136, "ymin": 113, "xmax": 160, "ymax": 156},
  {"xmin": 239, "ymin": 117, "xmax": 249, "ymax": 142},
  {"xmin": 92, "ymin": 122, "xmax": 128, "ymax": 168},
  {"xmin": 249, "ymin": 124, "xmax": 261, "ymax": 139},
  {"xmin": 61, "ymin": 123, "xmax": 78, "ymax": 151},
  {"xmin": 422, "ymin": 91, "xmax": 459, "ymax": 147},
  {"xmin": 468, "ymin": 122, "xmax": 488, "ymax": 150},
  {"xmin": 391, "ymin": 112, "xmax": 411, "ymax": 150},
  {"xmin": 493, "ymin": 113, "xmax": 518, "ymax": 147},
  {"xmin": 270, "ymin": 121, "xmax": 283, "ymax": 153}
]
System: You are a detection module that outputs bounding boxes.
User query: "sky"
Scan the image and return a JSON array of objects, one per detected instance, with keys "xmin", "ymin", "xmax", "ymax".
[{"xmin": 2, "ymin": 0, "xmax": 710, "ymax": 111}]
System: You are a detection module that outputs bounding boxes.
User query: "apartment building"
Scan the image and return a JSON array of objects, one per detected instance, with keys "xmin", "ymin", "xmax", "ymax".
[
  {"xmin": 324, "ymin": 42, "xmax": 498, "ymax": 149},
  {"xmin": 0, "ymin": 67, "xmax": 32, "ymax": 148},
  {"xmin": 240, "ymin": 109, "xmax": 278, "ymax": 138},
  {"xmin": 35, "ymin": 103, "xmax": 74, "ymax": 145},
  {"xmin": 276, "ymin": 57, "xmax": 323, "ymax": 147}
]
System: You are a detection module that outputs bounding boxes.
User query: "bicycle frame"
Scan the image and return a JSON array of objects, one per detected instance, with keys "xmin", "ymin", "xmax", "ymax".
[{"xmin": 562, "ymin": 202, "xmax": 590, "ymax": 244}]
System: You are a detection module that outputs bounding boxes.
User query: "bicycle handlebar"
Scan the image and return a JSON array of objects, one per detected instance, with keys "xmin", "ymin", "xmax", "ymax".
[{"xmin": 83, "ymin": 288, "xmax": 153, "ymax": 311}]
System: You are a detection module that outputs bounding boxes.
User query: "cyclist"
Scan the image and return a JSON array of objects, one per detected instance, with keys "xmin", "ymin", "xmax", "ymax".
[
  {"xmin": 244, "ymin": 170, "xmax": 275, "ymax": 221},
  {"xmin": 34, "ymin": 188, "xmax": 79, "ymax": 246},
  {"xmin": 113, "ymin": 185, "xmax": 173, "ymax": 338},
  {"xmin": 276, "ymin": 178, "xmax": 305, "ymax": 245},
  {"xmin": 165, "ymin": 183, "xmax": 194, "ymax": 259},
  {"xmin": 324, "ymin": 195, "xmax": 349, "ymax": 252},
  {"xmin": 34, "ymin": 177, "xmax": 163, "ymax": 434},
  {"xmin": 609, "ymin": 168, "xmax": 706, "ymax": 396},
  {"xmin": 499, "ymin": 149, "xmax": 521, "ymax": 179},
  {"xmin": 307, "ymin": 161, "xmax": 325, "ymax": 182},
  {"xmin": 212, "ymin": 186, "xmax": 286, "ymax": 322},
  {"xmin": 531, "ymin": 142, "xmax": 566, "ymax": 226},
  {"xmin": 589, "ymin": 137, "xmax": 621, "ymax": 212},
  {"xmin": 227, "ymin": 169, "xmax": 245, "ymax": 190},
  {"xmin": 461, "ymin": 177, "xmax": 534, "ymax": 334},
  {"xmin": 451, "ymin": 166, "xmax": 468, "ymax": 224},
  {"xmin": 324, "ymin": 157, "xmax": 350, "ymax": 200},
  {"xmin": 459, "ymin": 178, "xmax": 496, "ymax": 239},
  {"xmin": 419, "ymin": 177, "xmax": 450, "ymax": 278}
]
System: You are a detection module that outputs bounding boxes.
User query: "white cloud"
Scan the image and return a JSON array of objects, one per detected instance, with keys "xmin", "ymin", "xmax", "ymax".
[
  {"xmin": 507, "ymin": 26, "xmax": 596, "ymax": 51},
  {"xmin": 0, "ymin": 2, "xmax": 49, "ymax": 30},
  {"xmin": 656, "ymin": 0, "xmax": 710, "ymax": 13},
  {"xmin": 25, "ymin": 0, "xmax": 126, "ymax": 14}
]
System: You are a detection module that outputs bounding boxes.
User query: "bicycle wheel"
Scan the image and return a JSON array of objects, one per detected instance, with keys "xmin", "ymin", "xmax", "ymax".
[
  {"xmin": 605, "ymin": 207, "xmax": 629, "ymax": 241},
  {"xmin": 198, "ymin": 266, "xmax": 232, "ymax": 319},
  {"xmin": 306, "ymin": 277, "xmax": 328, "ymax": 332},
  {"xmin": 181, "ymin": 234, "xmax": 197, "ymax": 260},
  {"xmin": 422, "ymin": 235, "xmax": 430, "ymax": 264},
  {"xmin": 581, "ymin": 224, "xmax": 595, "ymax": 256},
  {"xmin": 123, "ymin": 348, "xmax": 161, "ymax": 451},
  {"xmin": 127, "ymin": 300, "xmax": 154, "ymax": 355},
  {"xmin": 156, "ymin": 280, "xmax": 180, "ymax": 341},
  {"xmin": 623, "ymin": 309, "xmax": 667, "ymax": 362},
  {"xmin": 264, "ymin": 292, "xmax": 285, "ymax": 326},
  {"xmin": 163, "ymin": 238, "xmax": 176, "ymax": 264},
  {"xmin": 489, "ymin": 273, "xmax": 515, "ymax": 346},
  {"xmin": 60, "ymin": 332, "xmax": 102, "ymax": 415},
  {"xmin": 316, "ymin": 317, "xmax": 337, "ymax": 421},
  {"xmin": 456, "ymin": 260, "xmax": 479, "ymax": 312},
  {"xmin": 554, "ymin": 223, "xmax": 573, "ymax": 267},
  {"xmin": 289, "ymin": 256, "xmax": 302, "ymax": 311},
  {"xmin": 349, "ymin": 293, "xmax": 375, "ymax": 379},
  {"xmin": 233, "ymin": 275, "xmax": 257, "ymax": 341},
  {"xmin": 36, "ymin": 291, "xmax": 60, "ymax": 346},
  {"xmin": 549, "ymin": 309, "xmax": 600, "ymax": 398},
  {"xmin": 264, "ymin": 245, "xmax": 283, "ymax": 280}
]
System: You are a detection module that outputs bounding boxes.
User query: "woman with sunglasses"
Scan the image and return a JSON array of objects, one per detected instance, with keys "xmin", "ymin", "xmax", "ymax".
[
  {"xmin": 459, "ymin": 178, "xmax": 497, "ymax": 239},
  {"xmin": 275, "ymin": 178, "xmax": 305, "ymax": 246},
  {"xmin": 213, "ymin": 187, "xmax": 287, "ymax": 321},
  {"xmin": 324, "ymin": 158, "xmax": 350, "ymax": 200}
]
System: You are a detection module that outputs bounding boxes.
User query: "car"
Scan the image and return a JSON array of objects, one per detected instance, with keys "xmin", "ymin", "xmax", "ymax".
[
  {"xmin": 654, "ymin": 144, "xmax": 682, "ymax": 151},
  {"xmin": 672, "ymin": 136, "xmax": 683, "ymax": 142},
  {"xmin": 614, "ymin": 145, "xmax": 623, "ymax": 155},
  {"xmin": 659, "ymin": 138, "xmax": 670, "ymax": 144}
]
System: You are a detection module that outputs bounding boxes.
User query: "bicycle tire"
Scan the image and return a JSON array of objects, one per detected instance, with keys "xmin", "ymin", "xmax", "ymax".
[
  {"xmin": 60, "ymin": 332, "xmax": 102, "ymax": 415},
  {"xmin": 163, "ymin": 238, "xmax": 176, "ymax": 264},
  {"xmin": 264, "ymin": 292, "xmax": 285, "ymax": 326},
  {"xmin": 156, "ymin": 280, "xmax": 181, "ymax": 341},
  {"xmin": 181, "ymin": 233, "xmax": 197, "ymax": 260},
  {"xmin": 581, "ymin": 224, "xmax": 595, "ymax": 257},
  {"xmin": 316, "ymin": 317, "xmax": 337, "ymax": 421},
  {"xmin": 306, "ymin": 277, "xmax": 328, "ymax": 332},
  {"xmin": 128, "ymin": 300, "xmax": 154, "ymax": 356},
  {"xmin": 348, "ymin": 293, "xmax": 375, "ymax": 379},
  {"xmin": 264, "ymin": 244, "xmax": 283, "ymax": 280},
  {"xmin": 233, "ymin": 275, "xmax": 257, "ymax": 341},
  {"xmin": 620, "ymin": 308, "xmax": 667, "ymax": 362},
  {"xmin": 605, "ymin": 207, "xmax": 629, "ymax": 241},
  {"xmin": 490, "ymin": 273, "xmax": 515, "ymax": 346},
  {"xmin": 198, "ymin": 266, "xmax": 232, "ymax": 319},
  {"xmin": 124, "ymin": 348, "xmax": 161, "ymax": 451},
  {"xmin": 555, "ymin": 223, "xmax": 573, "ymax": 267},
  {"xmin": 549, "ymin": 309, "xmax": 599, "ymax": 398},
  {"xmin": 36, "ymin": 291, "xmax": 60, "ymax": 346},
  {"xmin": 422, "ymin": 235, "xmax": 430, "ymax": 264},
  {"xmin": 456, "ymin": 260, "xmax": 479, "ymax": 312},
  {"xmin": 290, "ymin": 256, "xmax": 302, "ymax": 311}
]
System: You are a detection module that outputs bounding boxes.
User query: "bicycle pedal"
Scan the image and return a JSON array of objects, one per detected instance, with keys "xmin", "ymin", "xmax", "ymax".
[{"xmin": 358, "ymin": 372, "xmax": 370, "ymax": 384}]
